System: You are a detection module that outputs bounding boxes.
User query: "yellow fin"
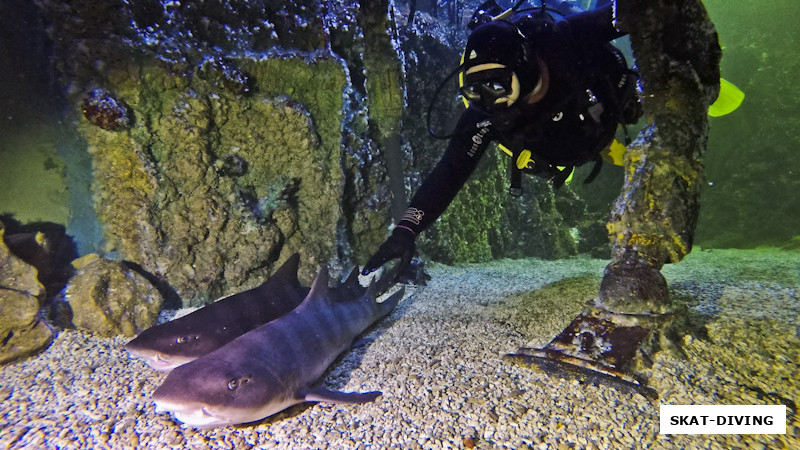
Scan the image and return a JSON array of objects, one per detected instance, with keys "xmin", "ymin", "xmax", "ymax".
[
  {"xmin": 600, "ymin": 139, "xmax": 626, "ymax": 166},
  {"xmin": 562, "ymin": 167, "xmax": 574, "ymax": 184},
  {"xmin": 708, "ymin": 78, "xmax": 744, "ymax": 117}
]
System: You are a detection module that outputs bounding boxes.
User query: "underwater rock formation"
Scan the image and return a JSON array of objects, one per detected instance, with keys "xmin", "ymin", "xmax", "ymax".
[
  {"xmin": 35, "ymin": 0, "xmax": 410, "ymax": 305},
  {"xmin": 0, "ymin": 218, "xmax": 77, "ymax": 301},
  {"xmin": 419, "ymin": 151, "xmax": 578, "ymax": 264},
  {"xmin": 78, "ymin": 59, "xmax": 348, "ymax": 305},
  {"xmin": 0, "ymin": 223, "xmax": 54, "ymax": 364},
  {"xmin": 601, "ymin": 0, "xmax": 721, "ymax": 313},
  {"xmin": 65, "ymin": 255, "xmax": 163, "ymax": 337}
]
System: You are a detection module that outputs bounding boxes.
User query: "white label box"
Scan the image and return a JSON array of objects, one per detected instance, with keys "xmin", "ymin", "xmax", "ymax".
[{"xmin": 660, "ymin": 405, "xmax": 786, "ymax": 434}]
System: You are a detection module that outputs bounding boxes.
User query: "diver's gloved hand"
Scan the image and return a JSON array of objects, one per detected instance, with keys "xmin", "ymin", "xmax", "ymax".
[{"xmin": 362, "ymin": 226, "xmax": 416, "ymax": 277}]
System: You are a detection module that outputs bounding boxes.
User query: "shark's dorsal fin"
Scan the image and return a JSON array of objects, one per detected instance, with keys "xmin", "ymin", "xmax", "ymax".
[
  {"xmin": 331, "ymin": 267, "xmax": 364, "ymax": 302},
  {"xmin": 342, "ymin": 267, "xmax": 360, "ymax": 290},
  {"xmin": 273, "ymin": 253, "xmax": 302, "ymax": 287},
  {"xmin": 306, "ymin": 266, "xmax": 330, "ymax": 303},
  {"xmin": 366, "ymin": 277, "xmax": 378, "ymax": 301}
]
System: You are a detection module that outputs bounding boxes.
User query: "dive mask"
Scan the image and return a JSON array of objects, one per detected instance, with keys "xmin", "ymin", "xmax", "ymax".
[{"xmin": 461, "ymin": 63, "xmax": 521, "ymax": 112}]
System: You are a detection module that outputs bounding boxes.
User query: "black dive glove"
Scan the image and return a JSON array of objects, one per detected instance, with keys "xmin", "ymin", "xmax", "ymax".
[{"xmin": 362, "ymin": 226, "xmax": 416, "ymax": 276}]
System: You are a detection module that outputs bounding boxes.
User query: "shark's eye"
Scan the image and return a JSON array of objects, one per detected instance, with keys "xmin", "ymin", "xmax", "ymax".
[
  {"xmin": 176, "ymin": 336, "xmax": 188, "ymax": 344},
  {"xmin": 227, "ymin": 377, "xmax": 250, "ymax": 390}
]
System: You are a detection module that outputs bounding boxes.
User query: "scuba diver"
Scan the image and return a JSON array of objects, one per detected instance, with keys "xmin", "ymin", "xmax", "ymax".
[{"xmin": 363, "ymin": 0, "xmax": 641, "ymax": 276}]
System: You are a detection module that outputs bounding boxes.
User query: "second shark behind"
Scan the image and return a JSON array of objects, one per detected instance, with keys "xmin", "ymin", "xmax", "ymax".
[{"xmin": 125, "ymin": 253, "xmax": 309, "ymax": 371}]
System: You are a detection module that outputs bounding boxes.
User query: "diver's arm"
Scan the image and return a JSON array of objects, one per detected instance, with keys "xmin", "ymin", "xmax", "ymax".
[
  {"xmin": 397, "ymin": 106, "xmax": 493, "ymax": 235},
  {"xmin": 562, "ymin": 1, "xmax": 624, "ymax": 43},
  {"xmin": 361, "ymin": 107, "xmax": 493, "ymax": 275}
]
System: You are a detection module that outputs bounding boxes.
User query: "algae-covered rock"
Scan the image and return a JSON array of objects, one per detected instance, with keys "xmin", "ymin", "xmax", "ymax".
[
  {"xmin": 0, "ymin": 219, "xmax": 78, "ymax": 300},
  {"xmin": 32, "ymin": 0, "xmax": 421, "ymax": 306},
  {"xmin": 0, "ymin": 223, "xmax": 53, "ymax": 364},
  {"xmin": 419, "ymin": 150, "xmax": 578, "ymax": 264},
  {"xmin": 78, "ymin": 56, "xmax": 349, "ymax": 305},
  {"xmin": 418, "ymin": 150, "xmax": 507, "ymax": 264},
  {"xmin": 66, "ymin": 257, "xmax": 162, "ymax": 337}
]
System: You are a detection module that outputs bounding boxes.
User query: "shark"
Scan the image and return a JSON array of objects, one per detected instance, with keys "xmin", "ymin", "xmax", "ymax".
[
  {"xmin": 150, "ymin": 265, "xmax": 403, "ymax": 428},
  {"xmin": 125, "ymin": 253, "xmax": 309, "ymax": 371}
]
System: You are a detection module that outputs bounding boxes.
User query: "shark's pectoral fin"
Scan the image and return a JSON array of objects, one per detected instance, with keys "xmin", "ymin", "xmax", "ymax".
[{"xmin": 303, "ymin": 387, "xmax": 382, "ymax": 404}]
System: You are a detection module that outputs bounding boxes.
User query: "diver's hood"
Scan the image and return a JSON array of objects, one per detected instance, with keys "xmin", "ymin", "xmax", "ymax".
[{"xmin": 461, "ymin": 20, "xmax": 540, "ymax": 112}]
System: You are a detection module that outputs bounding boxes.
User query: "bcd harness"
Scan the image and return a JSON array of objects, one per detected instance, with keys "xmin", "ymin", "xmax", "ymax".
[{"xmin": 498, "ymin": 22, "xmax": 636, "ymax": 194}]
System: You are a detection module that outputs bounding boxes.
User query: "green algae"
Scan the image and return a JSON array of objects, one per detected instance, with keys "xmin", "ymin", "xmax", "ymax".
[
  {"xmin": 419, "ymin": 150, "xmax": 578, "ymax": 264},
  {"xmin": 418, "ymin": 151, "xmax": 506, "ymax": 264},
  {"xmin": 81, "ymin": 56, "xmax": 349, "ymax": 305},
  {"xmin": 360, "ymin": 0, "xmax": 405, "ymax": 141}
]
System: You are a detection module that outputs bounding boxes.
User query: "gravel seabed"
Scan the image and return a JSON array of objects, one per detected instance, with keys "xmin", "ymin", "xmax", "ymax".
[{"xmin": 1, "ymin": 248, "xmax": 798, "ymax": 449}]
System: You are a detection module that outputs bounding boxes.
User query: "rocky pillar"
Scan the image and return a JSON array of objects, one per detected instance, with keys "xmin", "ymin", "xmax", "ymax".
[
  {"xmin": 600, "ymin": 0, "xmax": 721, "ymax": 313},
  {"xmin": 360, "ymin": 0, "xmax": 407, "ymax": 222}
]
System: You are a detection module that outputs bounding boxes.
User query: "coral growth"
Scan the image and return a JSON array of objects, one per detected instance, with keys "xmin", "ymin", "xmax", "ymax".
[{"xmin": 82, "ymin": 89, "xmax": 132, "ymax": 131}]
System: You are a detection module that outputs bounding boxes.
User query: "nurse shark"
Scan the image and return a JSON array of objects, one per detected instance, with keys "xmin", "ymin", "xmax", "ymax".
[
  {"xmin": 151, "ymin": 266, "xmax": 404, "ymax": 428},
  {"xmin": 125, "ymin": 253, "xmax": 309, "ymax": 371}
]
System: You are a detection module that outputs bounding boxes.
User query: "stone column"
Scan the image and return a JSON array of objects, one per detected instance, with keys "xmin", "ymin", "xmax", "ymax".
[
  {"xmin": 360, "ymin": 0, "xmax": 407, "ymax": 222},
  {"xmin": 600, "ymin": 0, "xmax": 722, "ymax": 314}
]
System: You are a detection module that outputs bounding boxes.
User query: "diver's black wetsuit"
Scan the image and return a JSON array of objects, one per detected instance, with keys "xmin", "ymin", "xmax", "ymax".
[{"xmin": 396, "ymin": 3, "xmax": 636, "ymax": 236}]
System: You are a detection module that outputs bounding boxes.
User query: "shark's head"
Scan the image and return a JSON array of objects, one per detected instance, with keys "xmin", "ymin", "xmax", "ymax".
[
  {"xmin": 151, "ymin": 354, "xmax": 295, "ymax": 428},
  {"xmin": 125, "ymin": 321, "xmax": 231, "ymax": 371}
]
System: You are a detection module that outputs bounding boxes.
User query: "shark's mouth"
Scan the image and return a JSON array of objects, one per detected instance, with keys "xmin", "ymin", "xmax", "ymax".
[
  {"xmin": 172, "ymin": 407, "xmax": 232, "ymax": 428},
  {"xmin": 146, "ymin": 354, "xmax": 181, "ymax": 371},
  {"xmin": 154, "ymin": 400, "xmax": 233, "ymax": 428},
  {"xmin": 142, "ymin": 353, "xmax": 190, "ymax": 372},
  {"xmin": 154, "ymin": 398, "xmax": 283, "ymax": 429}
]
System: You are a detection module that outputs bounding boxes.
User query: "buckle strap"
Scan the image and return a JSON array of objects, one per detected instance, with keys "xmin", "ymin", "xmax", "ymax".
[{"xmin": 508, "ymin": 134, "xmax": 526, "ymax": 196}]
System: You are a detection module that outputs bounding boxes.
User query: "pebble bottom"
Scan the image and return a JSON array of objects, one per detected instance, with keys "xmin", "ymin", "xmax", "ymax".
[{"xmin": 1, "ymin": 250, "xmax": 798, "ymax": 449}]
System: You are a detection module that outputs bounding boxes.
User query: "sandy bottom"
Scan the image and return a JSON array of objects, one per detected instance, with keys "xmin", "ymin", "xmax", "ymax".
[{"xmin": 1, "ymin": 248, "xmax": 798, "ymax": 449}]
